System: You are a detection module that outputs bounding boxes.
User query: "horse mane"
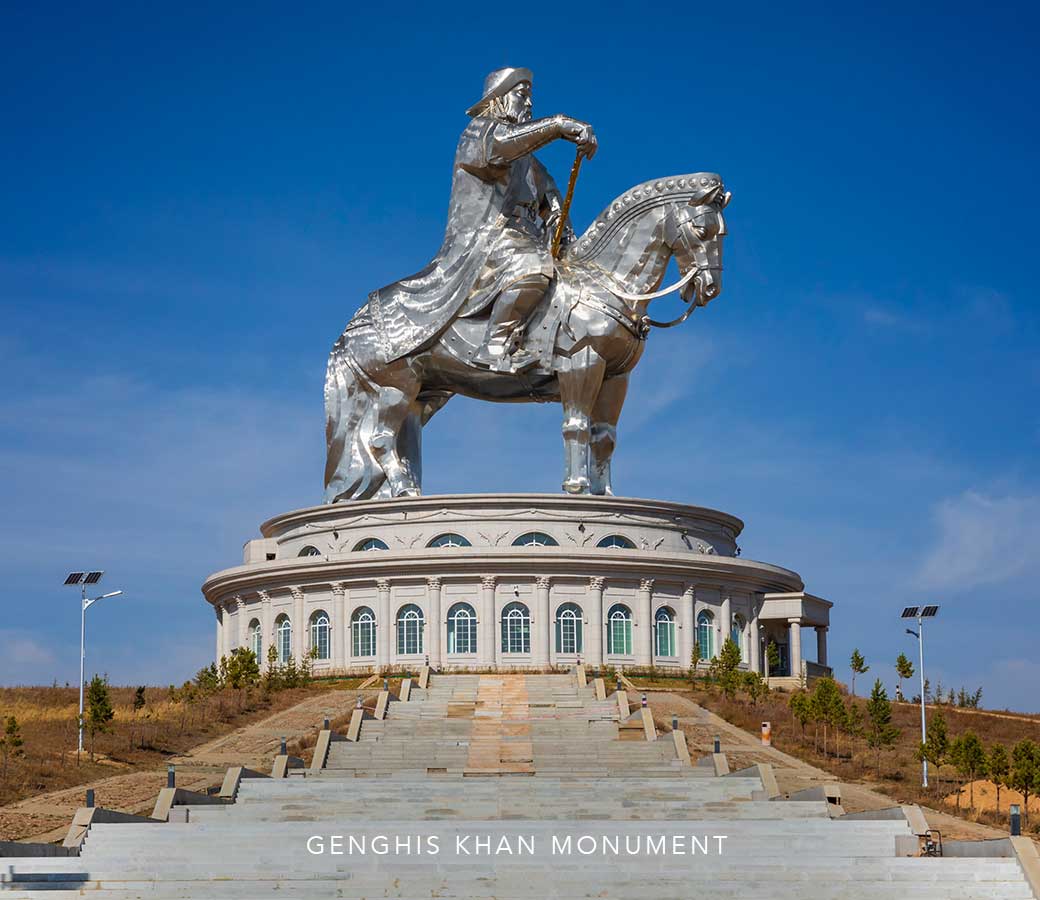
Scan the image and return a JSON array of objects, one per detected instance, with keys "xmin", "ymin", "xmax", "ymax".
[{"xmin": 566, "ymin": 172, "xmax": 723, "ymax": 263}]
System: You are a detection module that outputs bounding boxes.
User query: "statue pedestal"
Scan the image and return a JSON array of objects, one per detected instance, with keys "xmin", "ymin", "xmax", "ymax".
[{"xmin": 203, "ymin": 493, "xmax": 829, "ymax": 678}]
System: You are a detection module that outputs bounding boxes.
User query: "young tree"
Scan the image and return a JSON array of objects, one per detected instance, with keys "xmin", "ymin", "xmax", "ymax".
[
  {"xmin": 895, "ymin": 653, "xmax": 914, "ymax": 700},
  {"xmin": 849, "ymin": 649, "xmax": 869, "ymax": 697},
  {"xmin": 810, "ymin": 677, "xmax": 843, "ymax": 757},
  {"xmin": 690, "ymin": 641, "xmax": 701, "ymax": 684},
  {"xmin": 741, "ymin": 670, "xmax": 769, "ymax": 706},
  {"xmin": 708, "ymin": 638, "xmax": 742, "ymax": 699},
  {"xmin": 988, "ymin": 743, "xmax": 1010, "ymax": 814},
  {"xmin": 85, "ymin": 674, "xmax": 115, "ymax": 761},
  {"xmin": 917, "ymin": 709, "xmax": 949, "ymax": 795},
  {"xmin": 766, "ymin": 641, "xmax": 780, "ymax": 676},
  {"xmin": 129, "ymin": 686, "xmax": 146, "ymax": 750},
  {"xmin": 843, "ymin": 698, "xmax": 864, "ymax": 761},
  {"xmin": 950, "ymin": 731, "xmax": 987, "ymax": 810},
  {"xmin": 0, "ymin": 716, "xmax": 25, "ymax": 778},
  {"xmin": 1011, "ymin": 740, "xmax": 1039, "ymax": 828},
  {"xmin": 865, "ymin": 679, "xmax": 899, "ymax": 777},
  {"xmin": 933, "ymin": 680, "xmax": 945, "ymax": 705},
  {"xmin": 789, "ymin": 691, "xmax": 811, "ymax": 737}
]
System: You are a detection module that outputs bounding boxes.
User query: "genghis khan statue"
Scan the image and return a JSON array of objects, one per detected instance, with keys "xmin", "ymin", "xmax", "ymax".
[{"xmin": 367, "ymin": 67, "xmax": 597, "ymax": 372}]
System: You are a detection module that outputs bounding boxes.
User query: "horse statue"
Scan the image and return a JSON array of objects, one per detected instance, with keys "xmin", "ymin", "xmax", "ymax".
[{"xmin": 324, "ymin": 173, "xmax": 729, "ymax": 502}]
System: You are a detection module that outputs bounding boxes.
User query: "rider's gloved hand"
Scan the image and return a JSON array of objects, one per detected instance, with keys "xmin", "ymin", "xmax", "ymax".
[{"xmin": 558, "ymin": 117, "xmax": 597, "ymax": 159}]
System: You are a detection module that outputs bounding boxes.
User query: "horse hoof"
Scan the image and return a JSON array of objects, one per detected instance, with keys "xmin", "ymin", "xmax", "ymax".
[
  {"xmin": 562, "ymin": 478, "xmax": 590, "ymax": 494},
  {"xmin": 395, "ymin": 487, "xmax": 421, "ymax": 498}
]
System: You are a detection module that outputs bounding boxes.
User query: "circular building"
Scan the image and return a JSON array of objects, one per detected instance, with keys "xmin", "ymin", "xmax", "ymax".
[{"xmin": 202, "ymin": 493, "xmax": 832, "ymax": 686}]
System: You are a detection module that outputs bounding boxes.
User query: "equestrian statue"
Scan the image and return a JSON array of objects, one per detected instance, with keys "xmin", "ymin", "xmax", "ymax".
[{"xmin": 324, "ymin": 67, "xmax": 729, "ymax": 502}]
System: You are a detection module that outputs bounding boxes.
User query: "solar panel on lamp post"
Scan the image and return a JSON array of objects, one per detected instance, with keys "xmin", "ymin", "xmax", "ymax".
[
  {"xmin": 64, "ymin": 572, "xmax": 124, "ymax": 757},
  {"xmin": 901, "ymin": 604, "xmax": 939, "ymax": 788}
]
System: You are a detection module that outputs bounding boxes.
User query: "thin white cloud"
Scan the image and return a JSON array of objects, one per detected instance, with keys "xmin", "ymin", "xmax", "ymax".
[
  {"xmin": 915, "ymin": 490, "xmax": 1040, "ymax": 591},
  {"xmin": 0, "ymin": 630, "xmax": 59, "ymax": 685}
]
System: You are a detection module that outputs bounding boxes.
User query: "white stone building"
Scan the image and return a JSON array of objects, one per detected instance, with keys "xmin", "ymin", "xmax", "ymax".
[{"xmin": 202, "ymin": 494, "xmax": 832, "ymax": 684}]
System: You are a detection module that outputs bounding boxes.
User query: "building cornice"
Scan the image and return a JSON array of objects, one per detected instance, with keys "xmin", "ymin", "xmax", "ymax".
[{"xmin": 201, "ymin": 548, "xmax": 802, "ymax": 606}]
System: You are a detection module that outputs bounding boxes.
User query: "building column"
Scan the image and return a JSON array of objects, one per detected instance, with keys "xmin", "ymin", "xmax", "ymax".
[
  {"xmin": 636, "ymin": 578, "xmax": 653, "ymax": 666},
  {"xmin": 749, "ymin": 594, "xmax": 762, "ymax": 674},
  {"xmin": 235, "ymin": 595, "xmax": 247, "ymax": 652},
  {"xmin": 259, "ymin": 590, "xmax": 273, "ymax": 670},
  {"xmin": 815, "ymin": 626, "xmax": 828, "ymax": 667},
  {"xmin": 534, "ymin": 577, "xmax": 550, "ymax": 668},
  {"xmin": 331, "ymin": 583, "xmax": 346, "ymax": 672},
  {"xmin": 291, "ymin": 587, "xmax": 306, "ymax": 663},
  {"xmin": 214, "ymin": 605, "xmax": 223, "ymax": 664},
  {"xmin": 377, "ymin": 579, "xmax": 391, "ymax": 668},
  {"xmin": 679, "ymin": 585, "xmax": 695, "ymax": 670},
  {"xmin": 480, "ymin": 576, "xmax": 496, "ymax": 666},
  {"xmin": 720, "ymin": 587, "xmax": 732, "ymax": 651},
  {"xmin": 586, "ymin": 577, "xmax": 604, "ymax": 667},
  {"xmin": 426, "ymin": 578, "xmax": 442, "ymax": 668},
  {"xmin": 788, "ymin": 618, "xmax": 803, "ymax": 679}
]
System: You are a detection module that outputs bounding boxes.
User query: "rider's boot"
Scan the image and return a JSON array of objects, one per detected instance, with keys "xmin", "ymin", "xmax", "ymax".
[{"xmin": 485, "ymin": 275, "xmax": 549, "ymax": 372}]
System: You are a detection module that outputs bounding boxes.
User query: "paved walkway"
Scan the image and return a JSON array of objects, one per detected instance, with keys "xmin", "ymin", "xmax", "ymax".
[
  {"xmin": 465, "ymin": 676, "xmax": 534, "ymax": 774},
  {"xmin": 0, "ymin": 687, "xmax": 363, "ymax": 843}
]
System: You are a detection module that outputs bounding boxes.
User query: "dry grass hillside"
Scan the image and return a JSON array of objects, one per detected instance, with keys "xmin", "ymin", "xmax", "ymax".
[
  {"xmin": 0, "ymin": 679, "xmax": 363, "ymax": 809},
  {"xmin": 627, "ymin": 671, "xmax": 1040, "ymax": 835}
]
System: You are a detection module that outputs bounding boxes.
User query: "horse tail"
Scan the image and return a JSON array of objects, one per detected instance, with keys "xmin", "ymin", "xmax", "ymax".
[{"xmin": 323, "ymin": 328, "xmax": 388, "ymax": 503}]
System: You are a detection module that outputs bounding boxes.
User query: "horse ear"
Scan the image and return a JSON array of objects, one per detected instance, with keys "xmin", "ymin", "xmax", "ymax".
[
  {"xmin": 691, "ymin": 185, "xmax": 720, "ymax": 206},
  {"xmin": 720, "ymin": 190, "xmax": 732, "ymax": 209}
]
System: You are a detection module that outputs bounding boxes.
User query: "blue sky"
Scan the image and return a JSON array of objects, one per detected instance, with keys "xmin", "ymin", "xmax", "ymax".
[{"xmin": 2, "ymin": 3, "xmax": 1038, "ymax": 709}]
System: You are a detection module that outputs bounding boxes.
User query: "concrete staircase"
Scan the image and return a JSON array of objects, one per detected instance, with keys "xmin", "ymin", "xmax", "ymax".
[{"xmin": 0, "ymin": 674, "xmax": 1033, "ymax": 898}]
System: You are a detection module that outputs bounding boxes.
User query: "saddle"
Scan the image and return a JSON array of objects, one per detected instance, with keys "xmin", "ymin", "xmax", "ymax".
[{"xmin": 441, "ymin": 287, "xmax": 569, "ymax": 376}]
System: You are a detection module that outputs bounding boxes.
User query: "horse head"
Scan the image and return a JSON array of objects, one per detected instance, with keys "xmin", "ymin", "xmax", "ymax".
[{"xmin": 665, "ymin": 177, "xmax": 730, "ymax": 306}]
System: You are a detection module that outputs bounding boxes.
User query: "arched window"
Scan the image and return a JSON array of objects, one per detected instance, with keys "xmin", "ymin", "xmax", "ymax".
[
  {"xmin": 351, "ymin": 606, "xmax": 375, "ymax": 658},
  {"xmin": 275, "ymin": 615, "xmax": 292, "ymax": 664},
  {"xmin": 396, "ymin": 604, "xmax": 425, "ymax": 655},
  {"xmin": 353, "ymin": 537, "xmax": 388, "ymax": 551},
  {"xmin": 732, "ymin": 614, "xmax": 746, "ymax": 661},
  {"xmin": 309, "ymin": 610, "xmax": 331, "ymax": 661},
  {"xmin": 501, "ymin": 602, "xmax": 531, "ymax": 654},
  {"xmin": 655, "ymin": 607, "xmax": 677, "ymax": 658},
  {"xmin": 555, "ymin": 603, "xmax": 583, "ymax": 655},
  {"xmin": 597, "ymin": 534, "xmax": 636, "ymax": 550},
  {"xmin": 428, "ymin": 533, "xmax": 471, "ymax": 548},
  {"xmin": 248, "ymin": 619, "xmax": 262, "ymax": 659},
  {"xmin": 697, "ymin": 610, "xmax": 714, "ymax": 660},
  {"xmin": 298, "ymin": 545, "xmax": 321, "ymax": 557},
  {"xmin": 512, "ymin": 531, "xmax": 559, "ymax": 547},
  {"xmin": 447, "ymin": 602, "xmax": 477, "ymax": 655},
  {"xmin": 607, "ymin": 604, "xmax": 632, "ymax": 655}
]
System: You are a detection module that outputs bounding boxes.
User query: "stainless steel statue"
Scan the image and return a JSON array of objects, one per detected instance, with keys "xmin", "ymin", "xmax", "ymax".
[{"xmin": 324, "ymin": 68, "xmax": 729, "ymax": 502}]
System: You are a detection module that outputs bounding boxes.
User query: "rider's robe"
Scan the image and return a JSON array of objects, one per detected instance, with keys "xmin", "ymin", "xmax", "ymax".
[{"xmin": 367, "ymin": 116, "xmax": 562, "ymax": 363}]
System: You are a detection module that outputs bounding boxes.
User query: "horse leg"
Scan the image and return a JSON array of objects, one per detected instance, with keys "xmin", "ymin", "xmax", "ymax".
[
  {"xmin": 589, "ymin": 373, "xmax": 628, "ymax": 496},
  {"xmin": 557, "ymin": 349, "xmax": 606, "ymax": 494},
  {"xmin": 368, "ymin": 378, "xmax": 422, "ymax": 498}
]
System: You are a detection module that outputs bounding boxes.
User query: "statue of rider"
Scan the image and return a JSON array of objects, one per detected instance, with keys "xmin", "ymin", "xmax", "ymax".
[{"xmin": 366, "ymin": 68, "xmax": 597, "ymax": 372}]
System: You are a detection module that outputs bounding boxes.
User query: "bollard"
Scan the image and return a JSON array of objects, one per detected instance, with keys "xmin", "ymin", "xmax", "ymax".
[
  {"xmin": 85, "ymin": 789, "xmax": 95, "ymax": 808},
  {"xmin": 356, "ymin": 696, "xmax": 363, "ymax": 710},
  {"xmin": 641, "ymin": 693, "xmax": 647, "ymax": 708},
  {"xmin": 1011, "ymin": 804, "xmax": 1021, "ymax": 836},
  {"xmin": 761, "ymin": 721, "xmax": 772, "ymax": 747},
  {"xmin": 280, "ymin": 737, "xmax": 287, "ymax": 755},
  {"xmin": 672, "ymin": 715, "xmax": 678, "ymax": 732},
  {"xmin": 616, "ymin": 677, "xmax": 622, "ymax": 694},
  {"xmin": 323, "ymin": 716, "xmax": 330, "ymax": 730},
  {"xmin": 167, "ymin": 765, "xmax": 176, "ymax": 788},
  {"xmin": 713, "ymin": 734, "xmax": 721, "ymax": 754},
  {"xmin": 383, "ymin": 677, "xmax": 389, "ymax": 692}
]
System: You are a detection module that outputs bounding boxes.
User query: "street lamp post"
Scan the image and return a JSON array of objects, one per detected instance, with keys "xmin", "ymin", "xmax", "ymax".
[
  {"xmin": 64, "ymin": 572, "xmax": 123, "ymax": 756},
  {"xmin": 901, "ymin": 605, "xmax": 939, "ymax": 788}
]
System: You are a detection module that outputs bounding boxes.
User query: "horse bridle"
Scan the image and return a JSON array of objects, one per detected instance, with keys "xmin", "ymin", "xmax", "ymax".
[{"xmin": 593, "ymin": 203, "xmax": 722, "ymax": 329}]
